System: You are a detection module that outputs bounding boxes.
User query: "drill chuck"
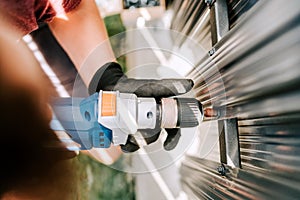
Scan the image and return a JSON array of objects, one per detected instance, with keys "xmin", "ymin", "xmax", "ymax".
[
  {"xmin": 175, "ymin": 98, "xmax": 203, "ymax": 127},
  {"xmin": 160, "ymin": 98, "xmax": 203, "ymax": 129}
]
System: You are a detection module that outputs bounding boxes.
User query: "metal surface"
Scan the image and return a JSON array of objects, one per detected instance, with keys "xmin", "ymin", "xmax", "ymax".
[
  {"xmin": 227, "ymin": 0, "xmax": 259, "ymax": 28},
  {"xmin": 170, "ymin": 0, "xmax": 190, "ymax": 31},
  {"xmin": 218, "ymin": 118, "xmax": 241, "ymax": 168},
  {"xmin": 170, "ymin": 0, "xmax": 211, "ymax": 51},
  {"xmin": 170, "ymin": 0, "xmax": 300, "ymax": 199},
  {"xmin": 188, "ymin": 7, "xmax": 211, "ymax": 51},
  {"xmin": 239, "ymin": 114, "xmax": 300, "ymax": 174},
  {"xmin": 181, "ymin": 156, "xmax": 300, "ymax": 200},
  {"xmin": 179, "ymin": 0, "xmax": 207, "ymax": 40},
  {"xmin": 188, "ymin": 0, "xmax": 300, "ymax": 114},
  {"xmin": 209, "ymin": 0, "xmax": 229, "ymax": 45},
  {"xmin": 175, "ymin": 0, "xmax": 200, "ymax": 32}
]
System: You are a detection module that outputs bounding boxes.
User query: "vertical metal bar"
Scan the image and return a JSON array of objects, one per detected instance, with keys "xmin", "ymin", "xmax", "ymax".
[
  {"xmin": 218, "ymin": 118, "xmax": 241, "ymax": 168},
  {"xmin": 218, "ymin": 120, "xmax": 227, "ymax": 164},
  {"xmin": 209, "ymin": 0, "xmax": 229, "ymax": 45},
  {"xmin": 207, "ymin": 0, "xmax": 241, "ymax": 168}
]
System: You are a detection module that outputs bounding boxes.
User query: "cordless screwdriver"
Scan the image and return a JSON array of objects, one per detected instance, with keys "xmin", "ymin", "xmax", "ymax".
[{"xmin": 51, "ymin": 91, "xmax": 203, "ymax": 150}]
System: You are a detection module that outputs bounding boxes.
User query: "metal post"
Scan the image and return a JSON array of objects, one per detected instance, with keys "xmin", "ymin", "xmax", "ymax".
[
  {"xmin": 218, "ymin": 118, "xmax": 241, "ymax": 168},
  {"xmin": 208, "ymin": 0, "xmax": 229, "ymax": 44},
  {"xmin": 207, "ymin": 0, "xmax": 241, "ymax": 168}
]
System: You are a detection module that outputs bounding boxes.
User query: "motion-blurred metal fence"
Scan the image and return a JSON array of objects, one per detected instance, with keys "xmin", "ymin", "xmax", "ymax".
[{"xmin": 171, "ymin": 0, "xmax": 300, "ymax": 199}]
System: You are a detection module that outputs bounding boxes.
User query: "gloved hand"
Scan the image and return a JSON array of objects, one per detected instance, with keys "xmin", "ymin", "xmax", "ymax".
[{"xmin": 88, "ymin": 62, "xmax": 194, "ymax": 153}]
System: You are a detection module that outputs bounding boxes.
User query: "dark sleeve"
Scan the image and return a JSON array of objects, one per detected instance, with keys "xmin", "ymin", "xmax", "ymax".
[{"xmin": 0, "ymin": 0, "xmax": 81, "ymax": 35}]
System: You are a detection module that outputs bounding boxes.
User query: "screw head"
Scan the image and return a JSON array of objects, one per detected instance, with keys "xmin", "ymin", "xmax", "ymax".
[
  {"xmin": 208, "ymin": 48, "xmax": 216, "ymax": 56},
  {"xmin": 205, "ymin": 0, "xmax": 214, "ymax": 6},
  {"xmin": 217, "ymin": 164, "xmax": 227, "ymax": 176}
]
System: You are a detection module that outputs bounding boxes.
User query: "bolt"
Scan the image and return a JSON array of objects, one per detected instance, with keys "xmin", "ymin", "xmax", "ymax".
[
  {"xmin": 217, "ymin": 164, "xmax": 227, "ymax": 176},
  {"xmin": 208, "ymin": 48, "xmax": 216, "ymax": 56},
  {"xmin": 205, "ymin": 0, "xmax": 214, "ymax": 6}
]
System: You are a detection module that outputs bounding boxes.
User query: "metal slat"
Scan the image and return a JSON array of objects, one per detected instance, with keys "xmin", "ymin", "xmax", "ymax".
[
  {"xmin": 227, "ymin": 0, "xmax": 259, "ymax": 28},
  {"xmin": 176, "ymin": 0, "xmax": 200, "ymax": 32},
  {"xmin": 194, "ymin": 26, "xmax": 300, "ymax": 109},
  {"xmin": 239, "ymin": 113, "xmax": 300, "ymax": 179},
  {"xmin": 171, "ymin": 0, "xmax": 211, "ymax": 50},
  {"xmin": 187, "ymin": 7, "xmax": 211, "ymax": 51},
  {"xmin": 179, "ymin": 1, "xmax": 207, "ymax": 42},
  {"xmin": 170, "ymin": 0, "xmax": 189, "ymax": 30},
  {"xmin": 181, "ymin": 156, "xmax": 300, "ymax": 200}
]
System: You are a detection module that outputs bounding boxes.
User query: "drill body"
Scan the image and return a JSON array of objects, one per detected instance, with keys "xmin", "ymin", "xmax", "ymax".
[{"xmin": 51, "ymin": 91, "xmax": 203, "ymax": 150}]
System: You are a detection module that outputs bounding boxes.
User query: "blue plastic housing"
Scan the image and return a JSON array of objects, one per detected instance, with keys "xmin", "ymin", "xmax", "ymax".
[
  {"xmin": 79, "ymin": 93, "xmax": 112, "ymax": 149},
  {"xmin": 50, "ymin": 93, "xmax": 112, "ymax": 150}
]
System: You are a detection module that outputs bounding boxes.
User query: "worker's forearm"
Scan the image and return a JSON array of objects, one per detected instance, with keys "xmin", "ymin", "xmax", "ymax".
[{"xmin": 49, "ymin": 0, "xmax": 115, "ymax": 86}]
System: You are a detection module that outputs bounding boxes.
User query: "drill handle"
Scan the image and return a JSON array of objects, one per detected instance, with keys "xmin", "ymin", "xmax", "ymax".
[{"xmin": 50, "ymin": 95, "xmax": 112, "ymax": 150}]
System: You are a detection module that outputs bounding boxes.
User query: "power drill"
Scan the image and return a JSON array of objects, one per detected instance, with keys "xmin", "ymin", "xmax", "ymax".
[{"xmin": 51, "ymin": 91, "xmax": 203, "ymax": 150}]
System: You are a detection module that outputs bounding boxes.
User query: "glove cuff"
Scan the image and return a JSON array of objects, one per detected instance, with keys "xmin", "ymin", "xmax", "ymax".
[{"xmin": 88, "ymin": 62, "xmax": 125, "ymax": 94}]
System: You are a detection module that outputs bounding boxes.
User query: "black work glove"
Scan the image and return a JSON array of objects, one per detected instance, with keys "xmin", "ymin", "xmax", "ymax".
[{"xmin": 88, "ymin": 62, "xmax": 194, "ymax": 153}]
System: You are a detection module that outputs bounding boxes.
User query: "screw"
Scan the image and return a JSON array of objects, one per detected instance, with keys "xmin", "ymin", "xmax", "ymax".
[
  {"xmin": 217, "ymin": 164, "xmax": 227, "ymax": 176},
  {"xmin": 208, "ymin": 48, "xmax": 216, "ymax": 56},
  {"xmin": 205, "ymin": 0, "xmax": 214, "ymax": 6}
]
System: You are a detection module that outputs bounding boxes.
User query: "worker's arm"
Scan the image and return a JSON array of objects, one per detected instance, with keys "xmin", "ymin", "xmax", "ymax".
[
  {"xmin": 49, "ymin": 1, "xmax": 123, "ymax": 164},
  {"xmin": 49, "ymin": 0, "xmax": 115, "ymax": 86}
]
